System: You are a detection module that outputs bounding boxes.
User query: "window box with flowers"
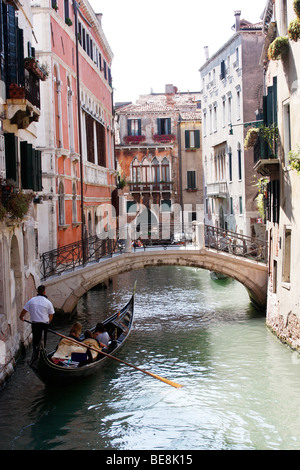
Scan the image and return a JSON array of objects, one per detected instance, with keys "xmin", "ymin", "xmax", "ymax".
[
  {"xmin": 152, "ymin": 134, "xmax": 176, "ymax": 143},
  {"xmin": 124, "ymin": 135, "xmax": 146, "ymax": 145},
  {"xmin": 65, "ymin": 17, "xmax": 73, "ymax": 26},
  {"xmin": 24, "ymin": 57, "xmax": 49, "ymax": 81}
]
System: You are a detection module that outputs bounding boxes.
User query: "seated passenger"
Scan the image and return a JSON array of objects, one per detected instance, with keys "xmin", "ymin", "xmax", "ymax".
[
  {"xmin": 93, "ymin": 323, "xmax": 110, "ymax": 347},
  {"xmin": 68, "ymin": 322, "xmax": 82, "ymax": 340}
]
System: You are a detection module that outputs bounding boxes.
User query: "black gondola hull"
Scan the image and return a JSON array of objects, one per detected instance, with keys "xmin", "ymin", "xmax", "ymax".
[{"xmin": 29, "ymin": 292, "xmax": 135, "ymax": 386}]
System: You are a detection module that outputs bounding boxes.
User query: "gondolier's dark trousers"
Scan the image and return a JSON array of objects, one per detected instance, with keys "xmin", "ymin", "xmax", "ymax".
[{"xmin": 31, "ymin": 322, "xmax": 49, "ymax": 350}]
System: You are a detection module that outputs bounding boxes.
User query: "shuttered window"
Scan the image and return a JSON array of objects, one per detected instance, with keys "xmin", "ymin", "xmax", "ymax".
[
  {"xmin": 187, "ymin": 171, "xmax": 196, "ymax": 190},
  {"xmin": 20, "ymin": 141, "xmax": 42, "ymax": 191},
  {"xmin": 4, "ymin": 132, "xmax": 18, "ymax": 182},
  {"xmin": 157, "ymin": 118, "xmax": 171, "ymax": 135},
  {"xmin": 185, "ymin": 130, "xmax": 200, "ymax": 149}
]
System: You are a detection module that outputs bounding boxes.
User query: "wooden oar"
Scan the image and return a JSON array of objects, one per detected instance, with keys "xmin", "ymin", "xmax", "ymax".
[{"xmin": 24, "ymin": 320, "xmax": 182, "ymax": 389}]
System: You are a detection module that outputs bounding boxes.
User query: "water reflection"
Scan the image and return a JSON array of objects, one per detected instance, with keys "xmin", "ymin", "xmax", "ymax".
[{"xmin": 1, "ymin": 267, "xmax": 300, "ymax": 450}]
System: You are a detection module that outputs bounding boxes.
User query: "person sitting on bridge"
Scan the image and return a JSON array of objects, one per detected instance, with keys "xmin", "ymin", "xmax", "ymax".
[{"xmin": 93, "ymin": 323, "xmax": 110, "ymax": 347}]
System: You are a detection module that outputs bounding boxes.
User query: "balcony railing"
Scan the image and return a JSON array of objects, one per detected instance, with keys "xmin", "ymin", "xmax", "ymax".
[
  {"xmin": 129, "ymin": 181, "xmax": 173, "ymax": 192},
  {"xmin": 206, "ymin": 181, "xmax": 227, "ymax": 198}
]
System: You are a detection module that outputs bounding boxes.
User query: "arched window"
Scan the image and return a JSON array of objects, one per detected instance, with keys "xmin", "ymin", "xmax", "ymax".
[
  {"xmin": 54, "ymin": 65, "xmax": 62, "ymax": 148},
  {"xmin": 141, "ymin": 157, "xmax": 150, "ymax": 183},
  {"xmin": 161, "ymin": 157, "xmax": 170, "ymax": 181},
  {"xmin": 131, "ymin": 157, "xmax": 140, "ymax": 182},
  {"xmin": 58, "ymin": 181, "xmax": 65, "ymax": 226},
  {"xmin": 152, "ymin": 157, "xmax": 160, "ymax": 183},
  {"xmin": 237, "ymin": 143, "xmax": 242, "ymax": 180},
  {"xmin": 72, "ymin": 182, "xmax": 77, "ymax": 223}
]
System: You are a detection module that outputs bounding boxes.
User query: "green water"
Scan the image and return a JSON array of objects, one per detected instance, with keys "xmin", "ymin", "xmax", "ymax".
[{"xmin": 1, "ymin": 266, "xmax": 300, "ymax": 450}]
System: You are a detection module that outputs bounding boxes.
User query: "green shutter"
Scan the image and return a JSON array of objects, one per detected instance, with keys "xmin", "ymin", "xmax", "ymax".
[
  {"xmin": 20, "ymin": 141, "xmax": 34, "ymax": 189},
  {"xmin": 185, "ymin": 130, "xmax": 190, "ymax": 148},
  {"xmin": 138, "ymin": 119, "xmax": 141, "ymax": 136},
  {"xmin": 35, "ymin": 150, "xmax": 42, "ymax": 191},
  {"xmin": 157, "ymin": 118, "xmax": 161, "ymax": 135},
  {"xmin": 4, "ymin": 133, "xmax": 18, "ymax": 182},
  {"xmin": 167, "ymin": 118, "xmax": 171, "ymax": 135},
  {"xmin": 195, "ymin": 130, "xmax": 200, "ymax": 148}
]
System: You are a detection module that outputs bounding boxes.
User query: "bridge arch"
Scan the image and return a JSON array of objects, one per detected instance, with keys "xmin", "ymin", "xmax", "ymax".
[{"xmin": 44, "ymin": 249, "xmax": 268, "ymax": 313}]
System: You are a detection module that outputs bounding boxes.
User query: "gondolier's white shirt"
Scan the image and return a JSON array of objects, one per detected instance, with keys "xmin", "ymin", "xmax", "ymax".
[{"xmin": 23, "ymin": 295, "xmax": 55, "ymax": 324}]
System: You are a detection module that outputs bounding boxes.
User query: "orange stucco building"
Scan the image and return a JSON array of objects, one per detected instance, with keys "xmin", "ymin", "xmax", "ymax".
[{"xmin": 32, "ymin": 0, "xmax": 116, "ymax": 253}]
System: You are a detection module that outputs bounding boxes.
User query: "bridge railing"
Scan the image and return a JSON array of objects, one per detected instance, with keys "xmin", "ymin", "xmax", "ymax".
[
  {"xmin": 204, "ymin": 225, "xmax": 267, "ymax": 262},
  {"xmin": 40, "ymin": 223, "xmax": 267, "ymax": 280}
]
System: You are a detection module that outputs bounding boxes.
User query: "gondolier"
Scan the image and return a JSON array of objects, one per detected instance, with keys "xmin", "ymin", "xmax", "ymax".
[{"xmin": 19, "ymin": 285, "xmax": 55, "ymax": 353}]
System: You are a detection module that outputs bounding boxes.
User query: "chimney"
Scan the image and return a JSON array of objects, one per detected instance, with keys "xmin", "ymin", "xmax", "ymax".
[
  {"xmin": 204, "ymin": 46, "xmax": 209, "ymax": 61},
  {"xmin": 96, "ymin": 13, "xmax": 103, "ymax": 26},
  {"xmin": 234, "ymin": 10, "xmax": 241, "ymax": 31}
]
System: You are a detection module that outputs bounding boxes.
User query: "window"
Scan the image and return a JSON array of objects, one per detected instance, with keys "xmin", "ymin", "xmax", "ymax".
[
  {"xmin": 127, "ymin": 201, "xmax": 137, "ymax": 214},
  {"xmin": 64, "ymin": 0, "xmax": 70, "ymax": 23},
  {"xmin": 131, "ymin": 158, "xmax": 140, "ymax": 182},
  {"xmin": 222, "ymin": 98, "xmax": 226, "ymax": 127},
  {"xmin": 239, "ymin": 196, "xmax": 243, "ymax": 215},
  {"xmin": 220, "ymin": 60, "xmax": 226, "ymax": 80},
  {"xmin": 58, "ymin": 182, "xmax": 65, "ymax": 226},
  {"xmin": 161, "ymin": 157, "xmax": 170, "ymax": 181},
  {"xmin": 237, "ymin": 144, "xmax": 242, "ymax": 180},
  {"xmin": 127, "ymin": 119, "xmax": 141, "ymax": 136},
  {"xmin": 185, "ymin": 130, "xmax": 200, "ymax": 149},
  {"xmin": 187, "ymin": 171, "xmax": 196, "ymax": 190},
  {"xmin": 151, "ymin": 157, "xmax": 159, "ymax": 183},
  {"xmin": 236, "ymin": 89, "xmax": 241, "ymax": 120},
  {"xmin": 282, "ymin": 227, "xmax": 291, "ymax": 283},
  {"xmin": 228, "ymin": 95, "xmax": 232, "ymax": 123},
  {"xmin": 157, "ymin": 118, "xmax": 171, "ymax": 135},
  {"xmin": 161, "ymin": 199, "xmax": 171, "ymax": 212},
  {"xmin": 228, "ymin": 148, "xmax": 232, "ymax": 182},
  {"xmin": 96, "ymin": 121, "xmax": 106, "ymax": 167},
  {"xmin": 85, "ymin": 113, "xmax": 95, "ymax": 163},
  {"xmin": 213, "ymin": 103, "xmax": 217, "ymax": 132},
  {"xmin": 20, "ymin": 141, "xmax": 42, "ymax": 191},
  {"xmin": 283, "ymin": 101, "xmax": 291, "ymax": 166},
  {"xmin": 230, "ymin": 197, "xmax": 233, "ymax": 215},
  {"xmin": 72, "ymin": 182, "xmax": 77, "ymax": 223}
]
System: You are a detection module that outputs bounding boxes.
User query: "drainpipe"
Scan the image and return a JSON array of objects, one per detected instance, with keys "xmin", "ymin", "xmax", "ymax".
[
  {"xmin": 73, "ymin": 0, "xmax": 85, "ymax": 257},
  {"xmin": 177, "ymin": 114, "xmax": 184, "ymax": 234}
]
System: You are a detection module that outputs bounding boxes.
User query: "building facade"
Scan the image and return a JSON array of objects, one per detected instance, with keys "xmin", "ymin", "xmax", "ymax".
[
  {"xmin": 0, "ymin": 0, "xmax": 44, "ymax": 386},
  {"xmin": 200, "ymin": 11, "xmax": 265, "ymax": 239},
  {"xmin": 255, "ymin": 0, "xmax": 300, "ymax": 349},
  {"xmin": 115, "ymin": 85, "xmax": 202, "ymax": 241},
  {"xmin": 31, "ymin": 0, "xmax": 116, "ymax": 254}
]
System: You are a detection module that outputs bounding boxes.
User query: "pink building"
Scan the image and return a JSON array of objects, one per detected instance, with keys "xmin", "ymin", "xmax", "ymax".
[{"xmin": 32, "ymin": 0, "xmax": 116, "ymax": 253}]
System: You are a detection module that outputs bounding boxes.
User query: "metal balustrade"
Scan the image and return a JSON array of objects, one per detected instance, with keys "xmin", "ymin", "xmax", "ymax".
[{"xmin": 40, "ymin": 224, "xmax": 268, "ymax": 280}]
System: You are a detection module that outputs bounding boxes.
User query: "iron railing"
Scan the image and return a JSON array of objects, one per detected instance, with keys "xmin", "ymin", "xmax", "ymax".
[
  {"xmin": 204, "ymin": 225, "xmax": 267, "ymax": 262},
  {"xmin": 40, "ymin": 224, "xmax": 268, "ymax": 280}
]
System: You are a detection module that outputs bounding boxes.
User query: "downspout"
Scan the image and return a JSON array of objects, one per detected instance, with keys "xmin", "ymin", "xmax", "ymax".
[
  {"xmin": 73, "ymin": 0, "xmax": 85, "ymax": 257},
  {"xmin": 177, "ymin": 114, "xmax": 184, "ymax": 233}
]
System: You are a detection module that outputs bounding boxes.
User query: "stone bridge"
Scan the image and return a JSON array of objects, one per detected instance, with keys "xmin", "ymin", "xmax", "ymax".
[{"xmin": 44, "ymin": 243, "xmax": 268, "ymax": 313}]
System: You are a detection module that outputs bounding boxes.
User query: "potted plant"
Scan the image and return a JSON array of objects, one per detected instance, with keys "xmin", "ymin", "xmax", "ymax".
[
  {"xmin": 268, "ymin": 36, "xmax": 289, "ymax": 60},
  {"xmin": 53, "ymin": 3, "xmax": 58, "ymax": 11},
  {"xmin": 65, "ymin": 17, "xmax": 72, "ymax": 26},
  {"xmin": 289, "ymin": 145, "xmax": 300, "ymax": 174},
  {"xmin": 294, "ymin": 0, "xmax": 300, "ymax": 18},
  {"xmin": 288, "ymin": 18, "xmax": 300, "ymax": 41},
  {"xmin": 6, "ymin": 191, "xmax": 34, "ymax": 220},
  {"xmin": 244, "ymin": 127, "xmax": 260, "ymax": 149}
]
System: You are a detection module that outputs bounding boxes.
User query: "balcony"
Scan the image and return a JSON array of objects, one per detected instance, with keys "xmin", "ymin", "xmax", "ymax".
[
  {"xmin": 253, "ymin": 135, "xmax": 280, "ymax": 177},
  {"xmin": 129, "ymin": 181, "xmax": 173, "ymax": 193},
  {"xmin": 206, "ymin": 181, "xmax": 227, "ymax": 198},
  {"xmin": 6, "ymin": 64, "xmax": 45, "ymax": 129}
]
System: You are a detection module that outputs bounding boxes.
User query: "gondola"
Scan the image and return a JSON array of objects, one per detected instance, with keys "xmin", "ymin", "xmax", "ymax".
[{"xmin": 29, "ymin": 290, "xmax": 135, "ymax": 387}]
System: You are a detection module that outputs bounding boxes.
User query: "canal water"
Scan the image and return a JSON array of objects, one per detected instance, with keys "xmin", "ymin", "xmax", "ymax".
[{"xmin": 1, "ymin": 266, "xmax": 300, "ymax": 451}]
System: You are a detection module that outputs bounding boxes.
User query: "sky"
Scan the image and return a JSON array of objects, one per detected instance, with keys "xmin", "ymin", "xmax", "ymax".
[{"xmin": 88, "ymin": 0, "xmax": 266, "ymax": 104}]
